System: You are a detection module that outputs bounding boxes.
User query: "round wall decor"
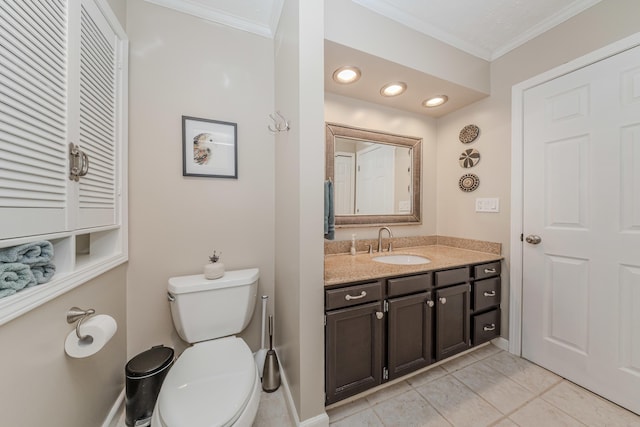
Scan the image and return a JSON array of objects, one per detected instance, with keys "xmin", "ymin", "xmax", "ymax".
[
  {"xmin": 459, "ymin": 148, "xmax": 480, "ymax": 168},
  {"xmin": 459, "ymin": 173, "xmax": 480, "ymax": 192},
  {"xmin": 459, "ymin": 124, "xmax": 479, "ymax": 144}
]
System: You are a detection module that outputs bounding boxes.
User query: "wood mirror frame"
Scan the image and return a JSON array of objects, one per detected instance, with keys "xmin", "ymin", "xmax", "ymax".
[{"xmin": 325, "ymin": 122, "xmax": 422, "ymax": 227}]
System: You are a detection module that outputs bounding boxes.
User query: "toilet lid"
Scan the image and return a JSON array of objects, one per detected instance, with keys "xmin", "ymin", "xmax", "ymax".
[{"xmin": 157, "ymin": 337, "xmax": 256, "ymax": 427}]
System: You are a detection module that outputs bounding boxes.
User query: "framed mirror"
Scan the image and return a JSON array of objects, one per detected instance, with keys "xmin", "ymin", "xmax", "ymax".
[{"xmin": 326, "ymin": 122, "xmax": 421, "ymax": 226}]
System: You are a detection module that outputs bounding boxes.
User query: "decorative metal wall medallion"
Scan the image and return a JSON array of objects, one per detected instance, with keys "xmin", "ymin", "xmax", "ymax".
[
  {"xmin": 459, "ymin": 124, "xmax": 479, "ymax": 144},
  {"xmin": 459, "ymin": 148, "xmax": 480, "ymax": 168},
  {"xmin": 459, "ymin": 173, "xmax": 480, "ymax": 192}
]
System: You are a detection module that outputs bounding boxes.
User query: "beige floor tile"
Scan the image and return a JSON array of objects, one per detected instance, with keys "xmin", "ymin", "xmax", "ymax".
[
  {"xmin": 372, "ymin": 389, "xmax": 452, "ymax": 427},
  {"xmin": 453, "ymin": 361, "xmax": 535, "ymax": 414},
  {"xmin": 470, "ymin": 343, "xmax": 504, "ymax": 361},
  {"xmin": 440, "ymin": 352, "xmax": 481, "ymax": 373},
  {"xmin": 483, "ymin": 351, "xmax": 561, "ymax": 394},
  {"xmin": 416, "ymin": 375, "xmax": 502, "ymax": 427},
  {"xmin": 509, "ymin": 399, "xmax": 585, "ymax": 427},
  {"xmin": 406, "ymin": 365, "xmax": 448, "ymax": 388},
  {"xmin": 365, "ymin": 380, "xmax": 412, "ymax": 406},
  {"xmin": 327, "ymin": 398, "xmax": 371, "ymax": 423},
  {"xmin": 541, "ymin": 381, "xmax": 640, "ymax": 427},
  {"xmin": 253, "ymin": 389, "xmax": 295, "ymax": 427},
  {"xmin": 329, "ymin": 408, "xmax": 384, "ymax": 427},
  {"xmin": 492, "ymin": 418, "xmax": 519, "ymax": 427}
]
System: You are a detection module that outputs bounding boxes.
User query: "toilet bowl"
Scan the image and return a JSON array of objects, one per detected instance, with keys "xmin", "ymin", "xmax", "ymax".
[
  {"xmin": 150, "ymin": 338, "xmax": 260, "ymax": 427},
  {"xmin": 151, "ymin": 269, "xmax": 260, "ymax": 427}
]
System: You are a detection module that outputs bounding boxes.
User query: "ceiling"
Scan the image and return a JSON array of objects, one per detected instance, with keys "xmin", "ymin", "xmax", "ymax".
[{"xmin": 146, "ymin": 0, "xmax": 602, "ymax": 116}]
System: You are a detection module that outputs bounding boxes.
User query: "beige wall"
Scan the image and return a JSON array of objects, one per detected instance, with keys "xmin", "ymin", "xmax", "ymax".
[
  {"xmin": 274, "ymin": 0, "xmax": 326, "ymax": 422},
  {"xmin": 436, "ymin": 0, "xmax": 640, "ymax": 338},
  {"xmin": 325, "ymin": 93, "xmax": 438, "ymax": 241},
  {"xmin": 126, "ymin": 0, "xmax": 275, "ymax": 357},
  {"xmin": 0, "ymin": 266, "xmax": 127, "ymax": 426}
]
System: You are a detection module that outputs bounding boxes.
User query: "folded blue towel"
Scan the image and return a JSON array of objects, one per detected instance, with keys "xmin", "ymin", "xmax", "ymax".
[
  {"xmin": 29, "ymin": 262, "xmax": 56, "ymax": 285},
  {"xmin": 0, "ymin": 263, "xmax": 36, "ymax": 297},
  {"xmin": 0, "ymin": 241, "xmax": 53, "ymax": 264}
]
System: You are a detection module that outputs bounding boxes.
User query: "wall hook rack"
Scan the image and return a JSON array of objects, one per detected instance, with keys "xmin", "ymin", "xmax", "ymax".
[
  {"xmin": 67, "ymin": 306, "xmax": 95, "ymax": 340},
  {"xmin": 268, "ymin": 111, "xmax": 290, "ymax": 133}
]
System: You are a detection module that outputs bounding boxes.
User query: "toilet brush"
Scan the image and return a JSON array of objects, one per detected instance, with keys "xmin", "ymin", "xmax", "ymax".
[
  {"xmin": 254, "ymin": 296, "xmax": 268, "ymax": 378},
  {"xmin": 262, "ymin": 315, "xmax": 280, "ymax": 392}
]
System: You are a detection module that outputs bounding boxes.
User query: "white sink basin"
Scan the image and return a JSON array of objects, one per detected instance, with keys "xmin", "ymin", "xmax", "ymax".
[{"xmin": 372, "ymin": 254, "xmax": 431, "ymax": 265}]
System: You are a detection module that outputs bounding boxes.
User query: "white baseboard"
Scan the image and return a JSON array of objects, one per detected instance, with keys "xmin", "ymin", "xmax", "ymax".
[
  {"xmin": 278, "ymin": 358, "xmax": 330, "ymax": 427},
  {"xmin": 102, "ymin": 388, "xmax": 125, "ymax": 427},
  {"xmin": 491, "ymin": 336, "xmax": 510, "ymax": 352}
]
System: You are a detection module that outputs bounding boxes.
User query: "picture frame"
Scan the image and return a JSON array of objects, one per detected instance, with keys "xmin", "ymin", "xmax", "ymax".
[{"xmin": 182, "ymin": 116, "xmax": 238, "ymax": 178}]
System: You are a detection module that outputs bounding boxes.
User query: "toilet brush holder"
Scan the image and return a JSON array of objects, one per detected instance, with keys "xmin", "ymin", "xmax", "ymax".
[{"xmin": 262, "ymin": 315, "xmax": 280, "ymax": 392}]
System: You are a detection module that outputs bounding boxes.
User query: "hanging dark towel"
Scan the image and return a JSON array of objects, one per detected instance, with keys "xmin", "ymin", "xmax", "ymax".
[{"xmin": 324, "ymin": 180, "xmax": 335, "ymax": 240}]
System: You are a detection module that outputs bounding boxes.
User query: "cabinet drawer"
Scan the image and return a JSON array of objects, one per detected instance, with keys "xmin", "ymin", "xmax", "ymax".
[
  {"xmin": 387, "ymin": 273, "xmax": 433, "ymax": 298},
  {"xmin": 326, "ymin": 281, "xmax": 382, "ymax": 310},
  {"xmin": 473, "ymin": 277, "xmax": 501, "ymax": 312},
  {"xmin": 435, "ymin": 267, "xmax": 469, "ymax": 287},
  {"xmin": 472, "ymin": 309, "xmax": 500, "ymax": 345},
  {"xmin": 474, "ymin": 261, "xmax": 501, "ymax": 280}
]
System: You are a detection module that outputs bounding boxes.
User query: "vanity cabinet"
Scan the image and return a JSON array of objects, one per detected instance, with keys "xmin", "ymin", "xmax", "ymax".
[
  {"xmin": 325, "ymin": 281, "xmax": 384, "ymax": 405},
  {"xmin": 386, "ymin": 274, "xmax": 434, "ymax": 380},
  {"xmin": 470, "ymin": 261, "xmax": 501, "ymax": 345},
  {"xmin": 325, "ymin": 259, "xmax": 502, "ymax": 405}
]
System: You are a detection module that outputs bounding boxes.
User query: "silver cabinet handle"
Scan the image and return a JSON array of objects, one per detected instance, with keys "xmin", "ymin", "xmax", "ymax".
[
  {"xmin": 439, "ymin": 297, "xmax": 447, "ymax": 304},
  {"xmin": 426, "ymin": 300, "xmax": 434, "ymax": 308},
  {"xmin": 525, "ymin": 235, "xmax": 542, "ymax": 245},
  {"xmin": 376, "ymin": 311, "xmax": 384, "ymax": 320},
  {"xmin": 483, "ymin": 268, "xmax": 496, "ymax": 274},
  {"xmin": 483, "ymin": 291, "xmax": 496, "ymax": 297},
  {"xmin": 483, "ymin": 324, "xmax": 496, "ymax": 331},
  {"xmin": 345, "ymin": 290, "xmax": 366, "ymax": 300}
]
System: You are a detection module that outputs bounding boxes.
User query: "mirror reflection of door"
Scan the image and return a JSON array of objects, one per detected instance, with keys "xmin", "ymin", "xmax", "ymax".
[
  {"xmin": 334, "ymin": 152, "xmax": 355, "ymax": 214},
  {"xmin": 356, "ymin": 144, "xmax": 395, "ymax": 214}
]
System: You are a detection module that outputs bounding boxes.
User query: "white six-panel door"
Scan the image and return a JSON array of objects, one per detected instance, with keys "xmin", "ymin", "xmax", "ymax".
[{"xmin": 522, "ymin": 44, "xmax": 640, "ymax": 414}]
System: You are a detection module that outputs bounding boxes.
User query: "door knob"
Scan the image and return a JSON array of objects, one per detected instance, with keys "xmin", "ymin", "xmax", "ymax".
[{"xmin": 525, "ymin": 235, "xmax": 542, "ymax": 245}]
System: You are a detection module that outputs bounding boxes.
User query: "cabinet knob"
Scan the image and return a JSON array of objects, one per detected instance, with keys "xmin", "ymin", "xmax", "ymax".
[
  {"xmin": 439, "ymin": 297, "xmax": 447, "ymax": 305},
  {"xmin": 483, "ymin": 324, "xmax": 496, "ymax": 331},
  {"xmin": 426, "ymin": 300, "xmax": 434, "ymax": 308},
  {"xmin": 483, "ymin": 268, "xmax": 497, "ymax": 274},
  {"xmin": 375, "ymin": 311, "xmax": 384, "ymax": 320},
  {"xmin": 483, "ymin": 291, "xmax": 496, "ymax": 297},
  {"xmin": 345, "ymin": 290, "xmax": 366, "ymax": 301}
]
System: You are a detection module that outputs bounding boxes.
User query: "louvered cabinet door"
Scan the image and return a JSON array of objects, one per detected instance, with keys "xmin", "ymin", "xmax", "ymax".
[
  {"xmin": 76, "ymin": 0, "xmax": 122, "ymax": 229},
  {"xmin": 0, "ymin": 0, "xmax": 70, "ymax": 239}
]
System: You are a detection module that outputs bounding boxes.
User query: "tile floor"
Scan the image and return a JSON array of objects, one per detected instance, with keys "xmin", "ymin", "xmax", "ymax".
[
  {"xmin": 324, "ymin": 344, "xmax": 640, "ymax": 427},
  {"xmin": 118, "ymin": 344, "xmax": 640, "ymax": 427}
]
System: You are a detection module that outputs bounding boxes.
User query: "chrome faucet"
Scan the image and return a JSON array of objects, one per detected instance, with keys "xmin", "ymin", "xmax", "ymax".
[{"xmin": 377, "ymin": 227, "xmax": 393, "ymax": 253}]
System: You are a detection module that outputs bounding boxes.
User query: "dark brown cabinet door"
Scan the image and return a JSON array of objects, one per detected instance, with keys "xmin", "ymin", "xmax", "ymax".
[
  {"xmin": 435, "ymin": 283, "xmax": 471, "ymax": 360},
  {"xmin": 325, "ymin": 301, "xmax": 383, "ymax": 405},
  {"xmin": 387, "ymin": 291, "xmax": 434, "ymax": 380}
]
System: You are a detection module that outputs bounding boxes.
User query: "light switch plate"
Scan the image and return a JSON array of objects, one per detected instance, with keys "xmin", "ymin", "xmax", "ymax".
[{"xmin": 475, "ymin": 197, "xmax": 500, "ymax": 213}]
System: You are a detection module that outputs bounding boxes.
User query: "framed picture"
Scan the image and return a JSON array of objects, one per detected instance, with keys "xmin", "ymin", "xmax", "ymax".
[{"xmin": 182, "ymin": 116, "xmax": 238, "ymax": 178}]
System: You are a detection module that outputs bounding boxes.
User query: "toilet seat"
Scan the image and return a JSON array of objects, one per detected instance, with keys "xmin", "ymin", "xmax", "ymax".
[{"xmin": 155, "ymin": 337, "xmax": 258, "ymax": 427}]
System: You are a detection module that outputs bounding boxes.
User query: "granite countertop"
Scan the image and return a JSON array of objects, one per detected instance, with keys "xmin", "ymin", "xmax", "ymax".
[{"xmin": 324, "ymin": 245, "xmax": 503, "ymax": 286}]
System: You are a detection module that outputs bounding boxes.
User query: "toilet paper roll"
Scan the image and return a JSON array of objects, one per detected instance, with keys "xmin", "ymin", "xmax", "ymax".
[{"xmin": 65, "ymin": 314, "xmax": 117, "ymax": 358}]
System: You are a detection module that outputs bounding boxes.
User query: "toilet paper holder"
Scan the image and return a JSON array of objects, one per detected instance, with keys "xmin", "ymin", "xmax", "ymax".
[{"xmin": 67, "ymin": 307, "xmax": 95, "ymax": 340}]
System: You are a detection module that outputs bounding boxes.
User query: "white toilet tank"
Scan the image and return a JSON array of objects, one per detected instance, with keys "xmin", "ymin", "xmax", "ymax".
[{"xmin": 167, "ymin": 268, "xmax": 259, "ymax": 343}]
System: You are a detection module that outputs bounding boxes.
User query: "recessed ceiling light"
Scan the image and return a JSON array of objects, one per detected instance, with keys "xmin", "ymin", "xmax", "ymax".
[
  {"xmin": 380, "ymin": 82, "xmax": 407, "ymax": 97},
  {"xmin": 423, "ymin": 95, "xmax": 449, "ymax": 107},
  {"xmin": 332, "ymin": 66, "xmax": 361, "ymax": 84}
]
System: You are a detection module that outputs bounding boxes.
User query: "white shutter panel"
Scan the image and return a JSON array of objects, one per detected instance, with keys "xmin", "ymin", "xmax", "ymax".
[
  {"xmin": 76, "ymin": 0, "xmax": 118, "ymax": 229},
  {"xmin": 0, "ymin": 0, "xmax": 69, "ymax": 239}
]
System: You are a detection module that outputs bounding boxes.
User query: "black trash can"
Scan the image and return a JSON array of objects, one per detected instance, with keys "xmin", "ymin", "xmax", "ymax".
[{"xmin": 125, "ymin": 345, "xmax": 174, "ymax": 427}]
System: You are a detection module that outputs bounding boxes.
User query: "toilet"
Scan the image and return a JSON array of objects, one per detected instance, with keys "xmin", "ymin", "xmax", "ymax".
[{"xmin": 151, "ymin": 268, "xmax": 261, "ymax": 427}]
